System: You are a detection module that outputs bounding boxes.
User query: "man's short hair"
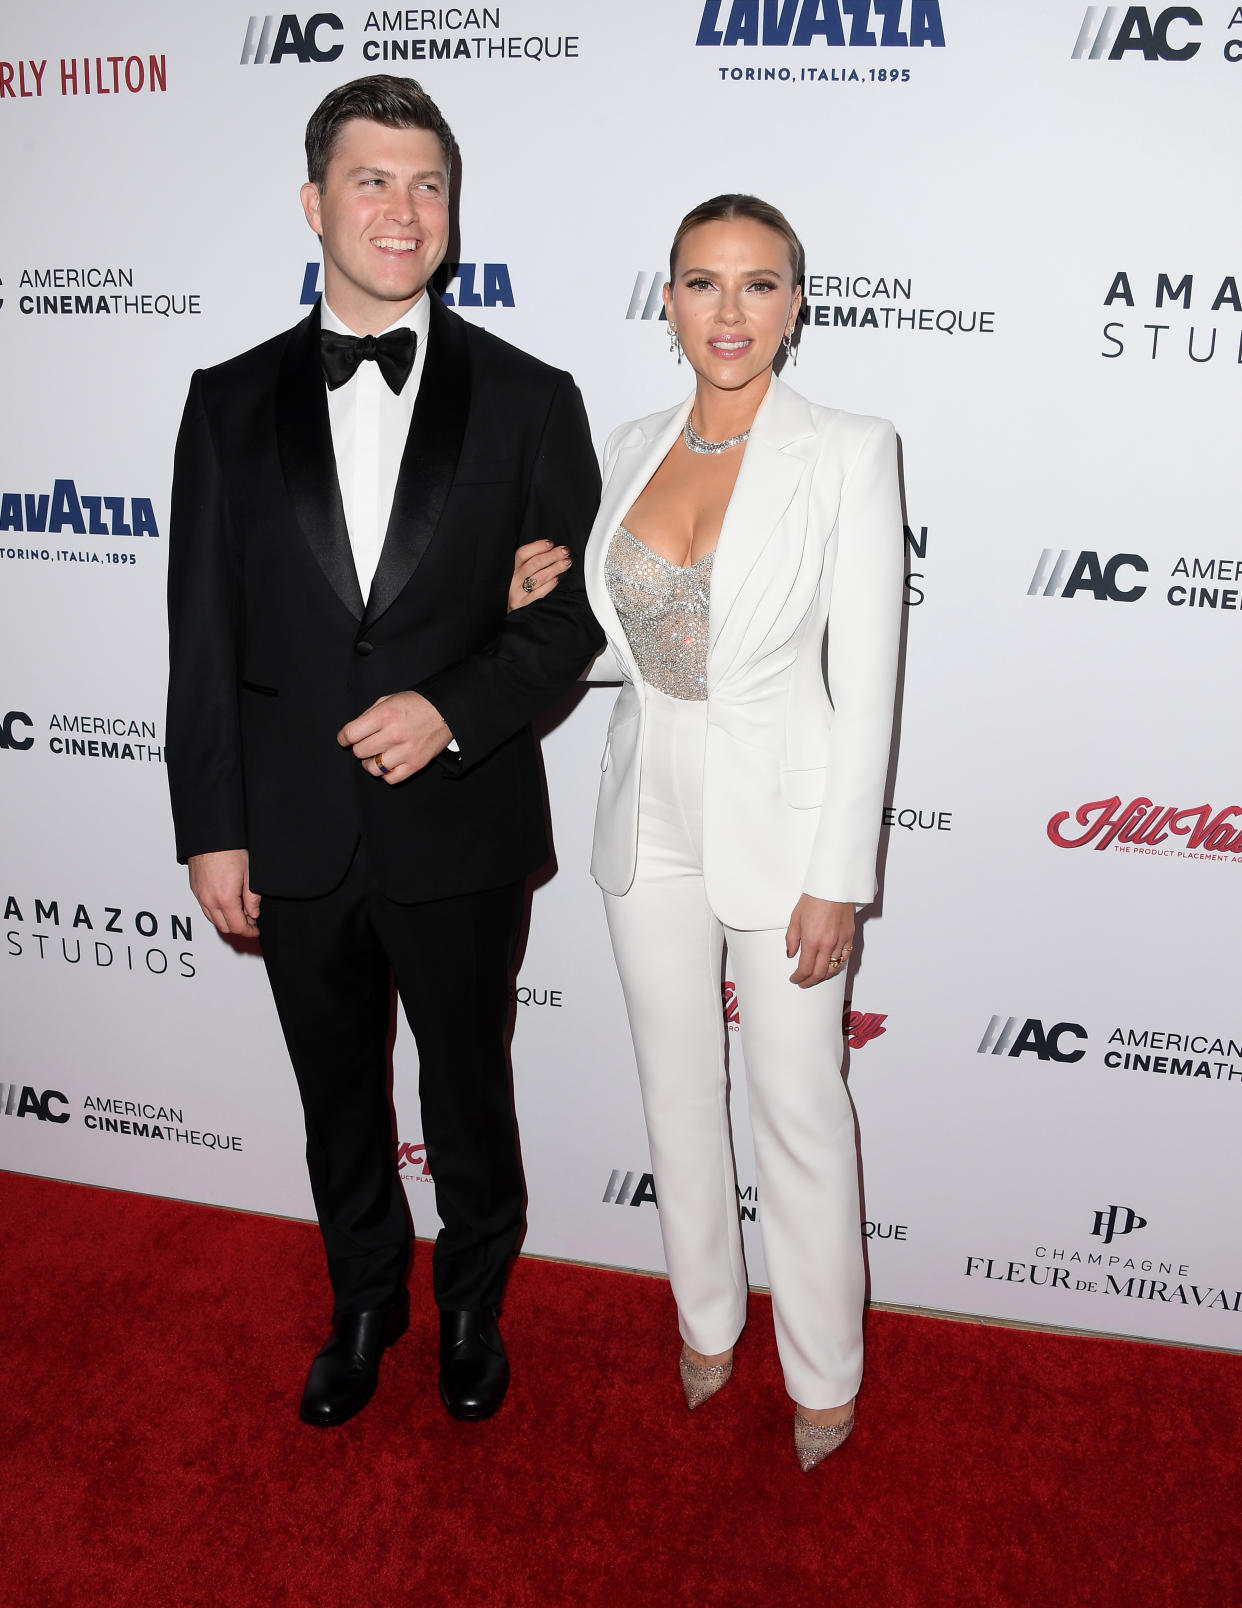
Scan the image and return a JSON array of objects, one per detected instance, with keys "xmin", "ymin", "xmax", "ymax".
[{"xmin": 304, "ymin": 74, "xmax": 456, "ymax": 187}]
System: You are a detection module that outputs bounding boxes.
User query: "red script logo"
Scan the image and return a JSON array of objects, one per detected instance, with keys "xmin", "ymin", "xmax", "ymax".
[{"xmin": 1048, "ymin": 796, "xmax": 1242, "ymax": 855}]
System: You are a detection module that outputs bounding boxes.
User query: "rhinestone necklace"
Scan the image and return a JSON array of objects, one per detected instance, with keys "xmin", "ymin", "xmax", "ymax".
[{"xmin": 683, "ymin": 415, "xmax": 751, "ymax": 455}]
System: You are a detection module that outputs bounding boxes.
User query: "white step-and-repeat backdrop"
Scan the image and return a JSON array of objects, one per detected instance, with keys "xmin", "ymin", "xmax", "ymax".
[{"xmin": 3, "ymin": 1, "xmax": 1239, "ymax": 1350}]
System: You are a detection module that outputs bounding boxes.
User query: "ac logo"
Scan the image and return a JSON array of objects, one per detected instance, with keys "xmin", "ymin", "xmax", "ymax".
[
  {"xmin": 602, "ymin": 1169, "xmax": 659, "ymax": 1207},
  {"xmin": 240, "ymin": 13, "xmax": 343, "ymax": 64},
  {"xmin": 1091, "ymin": 1204, "xmax": 1147, "ymax": 1243},
  {"xmin": 1, "ymin": 1083, "xmax": 69, "ymax": 1123},
  {"xmin": 1028, "ymin": 549, "xmax": 1147, "ymax": 601},
  {"xmin": 626, "ymin": 272, "xmax": 666, "ymax": 321},
  {"xmin": 1072, "ymin": 6, "xmax": 1201, "ymax": 60},
  {"xmin": 1, "ymin": 710, "xmax": 34, "ymax": 750},
  {"xmin": 978, "ymin": 1016, "xmax": 1088, "ymax": 1063}
]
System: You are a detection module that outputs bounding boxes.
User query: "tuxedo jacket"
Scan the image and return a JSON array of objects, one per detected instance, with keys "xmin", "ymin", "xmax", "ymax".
[
  {"xmin": 584, "ymin": 376, "xmax": 903, "ymax": 929},
  {"xmin": 166, "ymin": 293, "xmax": 603, "ymax": 902}
]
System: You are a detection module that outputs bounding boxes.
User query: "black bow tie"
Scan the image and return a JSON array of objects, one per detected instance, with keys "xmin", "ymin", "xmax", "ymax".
[{"xmin": 320, "ymin": 326, "xmax": 417, "ymax": 395}]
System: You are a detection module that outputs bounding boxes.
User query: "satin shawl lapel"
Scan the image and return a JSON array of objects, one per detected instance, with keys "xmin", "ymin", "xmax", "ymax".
[
  {"xmin": 363, "ymin": 292, "xmax": 470, "ymax": 628},
  {"xmin": 276, "ymin": 303, "xmax": 364, "ymax": 620},
  {"xmin": 586, "ymin": 397, "xmax": 692, "ymax": 678},
  {"xmin": 708, "ymin": 377, "xmax": 816, "ymax": 669}
]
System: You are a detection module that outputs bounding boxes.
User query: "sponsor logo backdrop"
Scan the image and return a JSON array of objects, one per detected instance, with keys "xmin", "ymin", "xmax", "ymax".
[{"xmin": 1, "ymin": 0, "xmax": 1236, "ymax": 1350}]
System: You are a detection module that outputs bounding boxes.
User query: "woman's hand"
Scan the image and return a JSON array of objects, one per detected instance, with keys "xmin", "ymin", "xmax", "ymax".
[
  {"xmin": 508, "ymin": 539, "xmax": 572, "ymax": 611},
  {"xmin": 785, "ymin": 895, "xmax": 855, "ymax": 987}
]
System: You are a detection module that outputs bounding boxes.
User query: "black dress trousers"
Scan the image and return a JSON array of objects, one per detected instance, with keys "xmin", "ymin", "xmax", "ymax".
[{"xmin": 259, "ymin": 840, "xmax": 526, "ymax": 1316}]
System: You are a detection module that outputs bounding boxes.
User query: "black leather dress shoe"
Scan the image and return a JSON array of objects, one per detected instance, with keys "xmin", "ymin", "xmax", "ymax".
[
  {"xmin": 299, "ymin": 1289, "xmax": 409, "ymax": 1427},
  {"xmin": 438, "ymin": 1308, "xmax": 510, "ymax": 1421}
]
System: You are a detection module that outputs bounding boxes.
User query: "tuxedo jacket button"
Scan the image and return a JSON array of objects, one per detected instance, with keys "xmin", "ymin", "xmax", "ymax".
[{"xmin": 355, "ymin": 640, "xmax": 373, "ymax": 656}]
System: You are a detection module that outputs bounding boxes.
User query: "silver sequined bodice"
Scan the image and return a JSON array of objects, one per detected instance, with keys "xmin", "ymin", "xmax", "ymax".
[{"xmin": 605, "ymin": 526, "xmax": 713, "ymax": 701}]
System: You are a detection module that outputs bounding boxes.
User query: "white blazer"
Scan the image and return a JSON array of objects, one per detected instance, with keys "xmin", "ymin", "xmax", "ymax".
[{"xmin": 584, "ymin": 375, "xmax": 903, "ymax": 930}]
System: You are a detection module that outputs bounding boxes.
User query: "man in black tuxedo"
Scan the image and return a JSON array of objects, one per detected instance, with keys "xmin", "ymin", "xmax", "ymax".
[{"xmin": 166, "ymin": 76, "xmax": 602, "ymax": 1427}]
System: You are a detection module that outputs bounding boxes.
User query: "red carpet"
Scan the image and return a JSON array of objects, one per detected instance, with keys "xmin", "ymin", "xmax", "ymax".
[{"xmin": 1, "ymin": 1171, "xmax": 1238, "ymax": 1608}]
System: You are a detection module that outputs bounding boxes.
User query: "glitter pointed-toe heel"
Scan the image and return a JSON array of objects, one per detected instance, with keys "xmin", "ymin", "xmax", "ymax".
[
  {"xmin": 678, "ymin": 1346, "xmax": 733, "ymax": 1410},
  {"xmin": 793, "ymin": 1405, "xmax": 855, "ymax": 1471}
]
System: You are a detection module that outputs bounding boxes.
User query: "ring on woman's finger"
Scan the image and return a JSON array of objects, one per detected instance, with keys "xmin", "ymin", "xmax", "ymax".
[
  {"xmin": 376, "ymin": 752, "xmax": 389, "ymax": 775},
  {"xmin": 521, "ymin": 575, "xmax": 536, "ymax": 593},
  {"xmin": 829, "ymin": 955, "xmax": 845, "ymax": 966}
]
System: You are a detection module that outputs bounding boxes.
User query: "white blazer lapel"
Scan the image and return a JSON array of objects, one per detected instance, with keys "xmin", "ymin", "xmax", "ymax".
[
  {"xmin": 586, "ymin": 398, "xmax": 692, "ymax": 674},
  {"xmin": 709, "ymin": 377, "xmax": 818, "ymax": 669}
]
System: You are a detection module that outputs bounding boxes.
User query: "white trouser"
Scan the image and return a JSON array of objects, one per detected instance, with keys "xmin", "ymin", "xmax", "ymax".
[{"xmin": 603, "ymin": 686, "xmax": 864, "ymax": 1408}]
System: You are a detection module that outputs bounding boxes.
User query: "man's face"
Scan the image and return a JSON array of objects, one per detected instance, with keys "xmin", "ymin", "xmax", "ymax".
[{"xmin": 300, "ymin": 118, "xmax": 450, "ymax": 334}]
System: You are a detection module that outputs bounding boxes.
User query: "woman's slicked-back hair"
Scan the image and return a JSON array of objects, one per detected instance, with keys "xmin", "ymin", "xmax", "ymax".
[
  {"xmin": 305, "ymin": 74, "xmax": 456, "ymax": 187},
  {"xmin": 669, "ymin": 194, "xmax": 805, "ymax": 286}
]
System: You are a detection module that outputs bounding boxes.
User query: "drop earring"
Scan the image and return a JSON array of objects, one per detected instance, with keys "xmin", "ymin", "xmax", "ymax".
[
  {"xmin": 669, "ymin": 324, "xmax": 683, "ymax": 365},
  {"xmin": 783, "ymin": 328, "xmax": 798, "ymax": 366}
]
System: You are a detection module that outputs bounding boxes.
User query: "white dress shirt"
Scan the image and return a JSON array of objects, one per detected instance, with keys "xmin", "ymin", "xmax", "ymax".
[{"xmin": 321, "ymin": 294, "xmax": 430, "ymax": 603}]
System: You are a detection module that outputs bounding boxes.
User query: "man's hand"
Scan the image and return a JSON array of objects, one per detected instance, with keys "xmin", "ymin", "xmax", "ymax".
[
  {"xmin": 189, "ymin": 848, "xmax": 260, "ymax": 937},
  {"xmin": 785, "ymin": 895, "xmax": 855, "ymax": 987},
  {"xmin": 338, "ymin": 691, "xmax": 452, "ymax": 784}
]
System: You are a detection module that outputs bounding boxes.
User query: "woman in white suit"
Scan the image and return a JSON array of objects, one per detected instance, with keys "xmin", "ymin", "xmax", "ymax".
[{"xmin": 515, "ymin": 195, "xmax": 902, "ymax": 1469}]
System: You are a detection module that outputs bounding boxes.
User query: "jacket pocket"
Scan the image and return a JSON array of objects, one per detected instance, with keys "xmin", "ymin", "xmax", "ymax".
[
  {"xmin": 240, "ymin": 679, "xmax": 279, "ymax": 697},
  {"xmin": 601, "ymin": 708, "xmax": 639, "ymax": 772},
  {"xmin": 780, "ymin": 764, "xmax": 826, "ymax": 809}
]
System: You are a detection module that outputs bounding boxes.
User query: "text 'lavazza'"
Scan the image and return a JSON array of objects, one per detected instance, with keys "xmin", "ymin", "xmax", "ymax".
[
  {"xmin": 696, "ymin": 1, "xmax": 945, "ymax": 47},
  {"xmin": 0, "ymin": 481, "xmax": 159, "ymax": 569}
]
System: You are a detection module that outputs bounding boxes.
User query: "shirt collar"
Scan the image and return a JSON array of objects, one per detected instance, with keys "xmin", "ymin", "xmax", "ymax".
[{"xmin": 320, "ymin": 293, "xmax": 431, "ymax": 345}]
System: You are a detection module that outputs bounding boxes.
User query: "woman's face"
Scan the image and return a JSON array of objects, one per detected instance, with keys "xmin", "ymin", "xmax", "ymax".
[{"xmin": 663, "ymin": 218, "xmax": 802, "ymax": 397}]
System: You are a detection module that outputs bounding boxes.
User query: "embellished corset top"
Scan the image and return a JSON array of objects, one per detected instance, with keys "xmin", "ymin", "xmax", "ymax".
[{"xmin": 605, "ymin": 525, "xmax": 713, "ymax": 701}]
